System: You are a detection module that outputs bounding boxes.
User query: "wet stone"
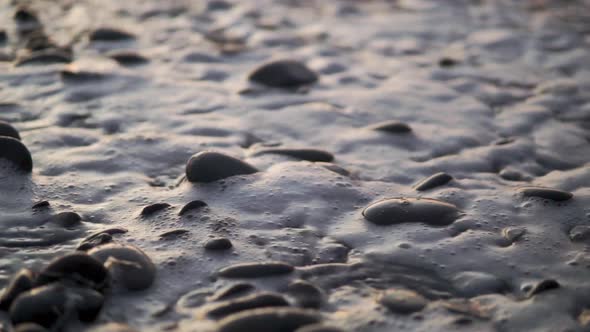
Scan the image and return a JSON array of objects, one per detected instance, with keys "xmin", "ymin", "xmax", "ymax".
[
  {"xmin": 569, "ymin": 226, "xmax": 590, "ymax": 242},
  {"xmin": 502, "ymin": 227, "xmax": 526, "ymax": 243},
  {"xmin": 10, "ymin": 284, "xmax": 67, "ymax": 328},
  {"xmin": 0, "ymin": 137, "xmax": 33, "ymax": 172},
  {"xmin": 208, "ymin": 283, "xmax": 256, "ymax": 302},
  {"xmin": 526, "ymin": 279, "xmax": 560, "ymax": 297},
  {"xmin": 0, "ymin": 30, "xmax": 7, "ymax": 44},
  {"xmin": 107, "ymin": 51, "xmax": 149, "ymax": 66},
  {"xmin": 362, "ymin": 198, "xmax": 461, "ymax": 226},
  {"xmin": 185, "ymin": 151, "xmax": 258, "ymax": 183},
  {"xmin": 179, "ymin": 200, "xmax": 208, "ymax": 216},
  {"xmin": 89, "ymin": 28, "xmax": 135, "ymax": 41},
  {"xmin": 518, "ymin": 186, "xmax": 573, "ymax": 201},
  {"xmin": 35, "ymin": 253, "xmax": 109, "ymax": 291},
  {"xmin": 367, "ymin": 120, "xmax": 412, "ymax": 134},
  {"xmin": 31, "ymin": 201, "xmax": 50, "ymax": 210},
  {"xmin": 218, "ymin": 262, "xmax": 294, "ymax": 278},
  {"xmin": 452, "ymin": 271, "xmax": 507, "ymax": 297},
  {"xmin": 249, "ymin": 60, "xmax": 318, "ymax": 88},
  {"xmin": 14, "ymin": 49, "xmax": 72, "ymax": 66},
  {"xmin": 141, "ymin": 203, "xmax": 171, "ymax": 216},
  {"xmin": 287, "ymin": 280, "xmax": 323, "ymax": 309},
  {"xmin": 0, "ymin": 269, "xmax": 36, "ymax": 310},
  {"xmin": 499, "ymin": 168, "xmax": 523, "ymax": 181},
  {"xmin": 315, "ymin": 162, "xmax": 351, "ymax": 177},
  {"xmin": 413, "ymin": 172, "xmax": 453, "ymax": 191},
  {"xmin": 0, "ymin": 121, "xmax": 21, "ymax": 140},
  {"xmin": 378, "ymin": 289, "xmax": 427, "ymax": 314},
  {"xmin": 439, "ymin": 57, "xmax": 459, "ymax": 67},
  {"xmin": 205, "ymin": 237, "xmax": 233, "ymax": 250},
  {"xmin": 251, "ymin": 148, "xmax": 334, "ymax": 162},
  {"xmin": 45, "ymin": 212, "xmax": 82, "ymax": 228},
  {"xmin": 77, "ymin": 233, "xmax": 113, "ymax": 251},
  {"xmin": 160, "ymin": 229, "xmax": 190, "ymax": 240},
  {"xmin": 217, "ymin": 307, "xmax": 322, "ymax": 332},
  {"xmin": 89, "ymin": 244, "xmax": 156, "ymax": 291},
  {"xmin": 14, "ymin": 323, "xmax": 49, "ymax": 332},
  {"xmin": 69, "ymin": 287, "xmax": 104, "ymax": 322},
  {"xmin": 205, "ymin": 292, "xmax": 289, "ymax": 319}
]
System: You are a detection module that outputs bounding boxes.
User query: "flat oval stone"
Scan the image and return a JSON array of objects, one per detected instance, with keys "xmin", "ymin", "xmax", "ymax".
[
  {"xmin": 378, "ymin": 289, "xmax": 427, "ymax": 314},
  {"xmin": 526, "ymin": 279, "xmax": 560, "ymax": 297},
  {"xmin": 89, "ymin": 28, "xmax": 135, "ymax": 41},
  {"xmin": 251, "ymin": 148, "xmax": 334, "ymax": 162},
  {"xmin": 0, "ymin": 137, "xmax": 33, "ymax": 172},
  {"xmin": 0, "ymin": 121, "xmax": 21, "ymax": 140},
  {"xmin": 452, "ymin": 271, "xmax": 507, "ymax": 297},
  {"xmin": 287, "ymin": 280, "xmax": 323, "ymax": 309},
  {"xmin": 249, "ymin": 60, "xmax": 318, "ymax": 88},
  {"xmin": 185, "ymin": 151, "xmax": 258, "ymax": 183},
  {"xmin": 218, "ymin": 262, "xmax": 294, "ymax": 278},
  {"xmin": 89, "ymin": 244, "xmax": 156, "ymax": 291},
  {"xmin": 362, "ymin": 198, "xmax": 461, "ymax": 226},
  {"xmin": 0, "ymin": 269, "xmax": 36, "ymax": 310},
  {"xmin": 178, "ymin": 200, "xmax": 207, "ymax": 216},
  {"xmin": 10, "ymin": 284, "xmax": 67, "ymax": 328},
  {"xmin": 208, "ymin": 283, "xmax": 256, "ymax": 302},
  {"xmin": 367, "ymin": 120, "xmax": 412, "ymax": 134},
  {"xmin": 45, "ymin": 212, "xmax": 82, "ymax": 228},
  {"xmin": 36, "ymin": 253, "xmax": 109, "ymax": 291},
  {"xmin": 205, "ymin": 292, "xmax": 289, "ymax": 319},
  {"xmin": 217, "ymin": 307, "xmax": 322, "ymax": 332},
  {"xmin": 107, "ymin": 51, "xmax": 148, "ymax": 66},
  {"xmin": 69, "ymin": 287, "xmax": 104, "ymax": 322},
  {"xmin": 517, "ymin": 186, "xmax": 573, "ymax": 201},
  {"xmin": 413, "ymin": 172, "xmax": 453, "ymax": 191},
  {"xmin": 14, "ymin": 50, "xmax": 72, "ymax": 66},
  {"xmin": 140, "ymin": 203, "xmax": 171, "ymax": 216},
  {"xmin": 205, "ymin": 237, "xmax": 233, "ymax": 250}
]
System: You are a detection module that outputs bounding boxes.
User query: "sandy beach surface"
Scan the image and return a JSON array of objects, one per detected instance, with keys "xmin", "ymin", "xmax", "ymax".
[{"xmin": 0, "ymin": 0, "xmax": 589, "ymax": 331}]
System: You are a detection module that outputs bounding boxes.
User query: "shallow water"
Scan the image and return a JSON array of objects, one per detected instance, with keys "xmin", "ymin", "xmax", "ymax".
[{"xmin": 0, "ymin": 0, "xmax": 589, "ymax": 331}]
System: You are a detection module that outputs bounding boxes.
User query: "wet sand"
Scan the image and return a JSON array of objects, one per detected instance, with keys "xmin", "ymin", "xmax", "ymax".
[{"xmin": 0, "ymin": 0, "xmax": 589, "ymax": 331}]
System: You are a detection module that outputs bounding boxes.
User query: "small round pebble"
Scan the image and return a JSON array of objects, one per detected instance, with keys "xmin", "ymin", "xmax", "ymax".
[
  {"xmin": 45, "ymin": 212, "xmax": 82, "ymax": 228},
  {"xmin": 205, "ymin": 237, "xmax": 233, "ymax": 250},
  {"xmin": 185, "ymin": 151, "xmax": 258, "ymax": 183},
  {"xmin": 287, "ymin": 280, "xmax": 324, "ymax": 309},
  {"xmin": 0, "ymin": 121, "xmax": 21, "ymax": 140},
  {"xmin": 205, "ymin": 292, "xmax": 289, "ymax": 319},
  {"xmin": 367, "ymin": 120, "xmax": 412, "ymax": 134},
  {"xmin": 89, "ymin": 244, "xmax": 156, "ymax": 291},
  {"xmin": 413, "ymin": 172, "xmax": 453, "ymax": 191},
  {"xmin": 363, "ymin": 198, "xmax": 461, "ymax": 226},
  {"xmin": 35, "ymin": 253, "xmax": 109, "ymax": 291},
  {"xmin": 141, "ymin": 203, "xmax": 171, "ymax": 216},
  {"xmin": 251, "ymin": 148, "xmax": 334, "ymax": 162},
  {"xmin": 0, "ymin": 136, "xmax": 33, "ymax": 172},
  {"xmin": 249, "ymin": 60, "xmax": 318, "ymax": 88},
  {"xmin": 89, "ymin": 28, "xmax": 135, "ymax": 41},
  {"xmin": 10, "ymin": 284, "xmax": 67, "ymax": 328},
  {"xmin": 378, "ymin": 289, "xmax": 427, "ymax": 314},
  {"xmin": 217, "ymin": 307, "xmax": 322, "ymax": 332},
  {"xmin": 517, "ymin": 186, "xmax": 573, "ymax": 201},
  {"xmin": 178, "ymin": 200, "xmax": 207, "ymax": 216}
]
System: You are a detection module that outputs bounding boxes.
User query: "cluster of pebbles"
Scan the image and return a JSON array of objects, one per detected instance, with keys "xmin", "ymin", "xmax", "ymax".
[{"xmin": 0, "ymin": 0, "xmax": 589, "ymax": 331}]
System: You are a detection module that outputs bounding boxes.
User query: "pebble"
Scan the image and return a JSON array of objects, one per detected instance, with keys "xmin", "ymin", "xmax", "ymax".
[
  {"xmin": 77, "ymin": 228, "xmax": 128, "ymax": 251},
  {"xmin": 208, "ymin": 283, "xmax": 256, "ymax": 302},
  {"xmin": 205, "ymin": 237, "xmax": 233, "ymax": 250},
  {"xmin": 141, "ymin": 203, "xmax": 171, "ymax": 216},
  {"xmin": 499, "ymin": 168, "xmax": 523, "ymax": 181},
  {"xmin": 315, "ymin": 162, "xmax": 351, "ymax": 177},
  {"xmin": 178, "ymin": 200, "xmax": 208, "ymax": 216},
  {"xmin": 249, "ymin": 60, "xmax": 318, "ymax": 88},
  {"xmin": 569, "ymin": 226, "xmax": 590, "ymax": 242},
  {"xmin": 205, "ymin": 292, "xmax": 289, "ymax": 319},
  {"xmin": 185, "ymin": 151, "xmax": 258, "ymax": 183},
  {"xmin": 88, "ymin": 323, "xmax": 139, "ymax": 332},
  {"xmin": 452, "ymin": 271, "xmax": 507, "ymax": 297},
  {"xmin": 14, "ymin": 323, "xmax": 48, "ymax": 332},
  {"xmin": 31, "ymin": 201, "xmax": 50, "ymax": 210},
  {"xmin": 438, "ymin": 57, "xmax": 458, "ymax": 67},
  {"xmin": 413, "ymin": 172, "xmax": 453, "ymax": 191},
  {"xmin": 89, "ymin": 28, "xmax": 135, "ymax": 41},
  {"xmin": 517, "ymin": 186, "xmax": 573, "ymax": 201},
  {"xmin": 218, "ymin": 262, "xmax": 294, "ymax": 278},
  {"xmin": 107, "ymin": 51, "xmax": 149, "ymax": 66},
  {"xmin": 89, "ymin": 244, "xmax": 156, "ymax": 291},
  {"xmin": 362, "ymin": 198, "xmax": 461, "ymax": 226},
  {"xmin": 69, "ymin": 287, "xmax": 104, "ymax": 322},
  {"xmin": 10, "ymin": 284, "xmax": 67, "ymax": 328},
  {"xmin": 45, "ymin": 212, "xmax": 82, "ymax": 228},
  {"xmin": 14, "ymin": 50, "xmax": 72, "ymax": 66},
  {"xmin": 287, "ymin": 280, "xmax": 323, "ymax": 309},
  {"xmin": 295, "ymin": 324, "xmax": 345, "ymax": 332},
  {"xmin": 0, "ymin": 121, "xmax": 21, "ymax": 140},
  {"xmin": 35, "ymin": 253, "xmax": 109, "ymax": 291},
  {"xmin": 367, "ymin": 120, "xmax": 412, "ymax": 134},
  {"xmin": 0, "ymin": 269, "xmax": 36, "ymax": 310},
  {"xmin": 526, "ymin": 279, "xmax": 560, "ymax": 297},
  {"xmin": 502, "ymin": 227, "xmax": 526, "ymax": 243},
  {"xmin": 0, "ymin": 137, "xmax": 33, "ymax": 172},
  {"xmin": 160, "ymin": 229, "xmax": 190, "ymax": 240},
  {"xmin": 0, "ymin": 30, "xmax": 7, "ymax": 44},
  {"xmin": 378, "ymin": 289, "xmax": 427, "ymax": 314},
  {"xmin": 217, "ymin": 307, "xmax": 322, "ymax": 332},
  {"xmin": 251, "ymin": 148, "xmax": 334, "ymax": 162}
]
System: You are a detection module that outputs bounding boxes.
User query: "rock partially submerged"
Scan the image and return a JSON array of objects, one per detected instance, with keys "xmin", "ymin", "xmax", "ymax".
[
  {"xmin": 249, "ymin": 60, "xmax": 318, "ymax": 88},
  {"xmin": 363, "ymin": 198, "xmax": 461, "ymax": 226},
  {"xmin": 185, "ymin": 151, "xmax": 258, "ymax": 183}
]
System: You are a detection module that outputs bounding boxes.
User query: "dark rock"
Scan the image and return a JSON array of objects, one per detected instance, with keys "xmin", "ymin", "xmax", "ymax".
[
  {"xmin": 77, "ymin": 233, "xmax": 112, "ymax": 251},
  {"xmin": 45, "ymin": 212, "xmax": 82, "ymax": 228},
  {"xmin": 439, "ymin": 57, "xmax": 458, "ymax": 67},
  {"xmin": 499, "ymin": 169, "xmax": 523, "ymax": 181},
  {"xmin": 251, "ymin": 148, "xmax": 334, "ymax": 162},
  {"xmin": 10, "ymin": 284, "xmax": 67, "ymax": 328},
  {"xmin": 452, "ymin": 271, "xmax": 507, "ymax": 297},
  {"xmin": 209, "ymin": 283, "xmax": 256, "ymax": 302},
  {"xmin": 218, "ymin": 262, "xmax": 294, "ymax": 278},
  {"xmin": 141, "ymin": 203, "xmax": 171, "ymax": 216},
  {"xmin": 205, "ymin": 238, "xmax": 233, "ymax": 250},
  {"xmin": 249, "ymin": 60, "xmax": 318, "ymax": 88},
  {"xmin": 31, "ymin": 201, "xmax": 50, "ymax": 210},
  {"xmin": 413, "ymin": 172, "xmax": 453, "ymax": 191},
  {"xmin": 14, "ymin": 323, "xmax": 49, "ymax": 332},
  {"xmin": 89, "ymin": 28, "xmax": 135, "ymax": 42},
  {"xmin": 0, "ymin": 121, "xmax": 21, "ymax": 140},
  {"xmin": 159, "ymin": 229, "xmax": 190, "ymax": 240},
  {"xmin": 217, "ymin": 307, "xmax": 322, "ymax": 332},
  {"xmin": 315, "ymin": 162, "xmax": 351, "ymax": 177},
  {"xmin": 14, "ymin": 49, "xmax": 72, "ymax": 66},
  {"xmin": 205, "ymin": 292, "xmax": 289, "ymax": 319},
  {"xmin": 0, "ymin": 30, "xmax": 7, "ymax": 43},
  {"xmin": 179, "ymin": 200, "xmax": 208, "ymax": 216},
  {"xmin": 518, "ymin": 186, "xmax": 573, "ymax": 201},
  {"xmin": 0, "ymin": 269, "xmax": 36, "ymax": 310},
  {"xmin": 526, "ymin": 279, "xmax": 560, "ymax": 297},
  {"xmin": 35, "ymin": 253, "xmax": 109, "ymax": 291},
  {"xmin": 378, "ymin": 289, "xmax": 427, "ymax": 314},
  {"xmin": 185, "ymin": 151, "xmax": 258, "ymax": 183},
  {"xmin": 362, "ymin": 198, "xmax": 461, "ymax": 226},
  {"xmin": 287, "ymin": 280, "xmax": 323, "ymax": 309},
  {"xmin": 0, "ymin": 137, "xmax": 33, "ymax": 172},
  {"xmin": 69, "ymin": 287, "xmax": 104, "ymax": 322},
  {"xmin": 89, "ymin": 244, "xmax": 155, "ymax": 291},
  {"xmin": 107, "ymin": 51, "xmax": 149, "ymax": 66},
  {"xmin": 367, "ymin": 120, "xmax": 412, "ymax": 134},
  {"xmin": 569, "ymin": 226, "xmax": 590, "ymax": 242}
]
